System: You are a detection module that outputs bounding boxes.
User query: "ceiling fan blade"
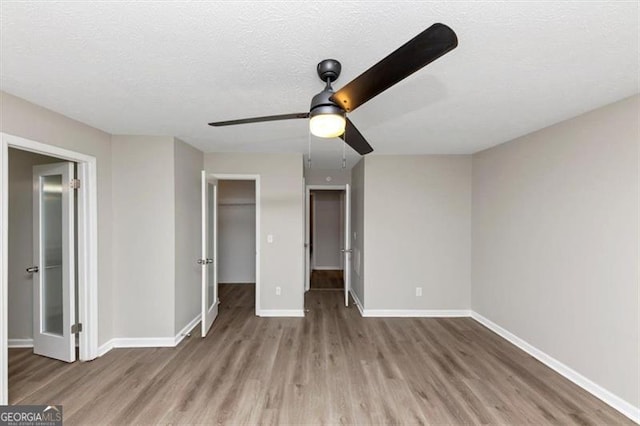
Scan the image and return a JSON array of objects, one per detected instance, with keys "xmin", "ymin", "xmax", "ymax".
[
  {"xmin": 209, "ymin": 112, "xmax": 309, "ymax": 127},
  {"xmin": 339, "ymin": 118, "xmax": 374, "ymax": 155},
  {"xmin": 331, "ymin": 23, "xmax": 458, "ymax": 112}
]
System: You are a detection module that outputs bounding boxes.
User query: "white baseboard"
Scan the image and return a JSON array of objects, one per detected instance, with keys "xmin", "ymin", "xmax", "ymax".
[
  {"xmin": 361, "ymin": 309, "xmax": 471, "ymax": 318},
  {"xmin": 174, "ymin": 315, "xmax": 201, "ymax": 346},
  {"xmin": 110, "ymin": 337, "xmax": 176, "ymax": 348},
  {"xmin": 349, "ymin": 289, "xmax": 365, "ymax": 316},
  {"xmin": 8, "ymin": 338, "xmax": 33, "ymax": 348},
  {"xmin": 347, "ymin": 289, "xmax": 469, "ymax": 318},
  {"xmin": 97, "ymin": 339, "xmax": 114, "ymax": 357},
  {"xmin": 312, "ymin": 266, "xmax": 343, "ymax": 271},
  {"xmin": 97, "ymin": 315, "xmax": 201, "ymax": 357},
  {"xmin": 471, "ymin": 311, "xmax": 640, "ymax": 423},
  {"xmin": 258, "ymin": 309, "xmax": 305, "ymax": 317}
]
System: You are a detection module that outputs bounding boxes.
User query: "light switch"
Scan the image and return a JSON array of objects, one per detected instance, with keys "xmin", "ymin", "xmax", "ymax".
[{"xmin": 267, "ymin": 234, "xmax": 274, "ymax": 243}]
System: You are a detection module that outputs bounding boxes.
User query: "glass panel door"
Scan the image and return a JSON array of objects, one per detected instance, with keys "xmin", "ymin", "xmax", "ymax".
[
  {"xmin": 32, "ymin": 162, "xmax": 76, "ymax": 362},
  {"xmin": 41, "ymin": 175, "xmax": 64, "ymax": 335}
]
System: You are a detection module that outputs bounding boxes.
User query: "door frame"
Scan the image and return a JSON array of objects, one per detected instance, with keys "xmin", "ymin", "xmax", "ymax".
[
  {"xmin": 208, "ymin": 173, "xmax": 261, "ymax": 316},
  {"xmin": 0, "ymin": 132, "xmax": 99, "ymax": 404},
  {"xmin": 305, "ymin": 184, "xmax": 346, "ymax": 292}
]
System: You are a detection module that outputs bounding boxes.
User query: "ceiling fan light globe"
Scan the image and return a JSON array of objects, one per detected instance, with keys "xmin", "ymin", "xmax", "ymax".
[{"xmin": 309, "ymin": 113, "xmax": 346, "ymax": 138}]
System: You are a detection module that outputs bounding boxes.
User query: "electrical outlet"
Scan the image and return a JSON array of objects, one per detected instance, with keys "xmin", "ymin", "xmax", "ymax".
[
  {"xmin": 267, "ymin": 234, "xmax": 274, "ymax": 244},
  {"xmin": 276, "ymin": 286, "xmax": 281, "ymax": 296},
  {"xmin": 416, "ymin": 287, "xmax": 422, "ymax": 297}
]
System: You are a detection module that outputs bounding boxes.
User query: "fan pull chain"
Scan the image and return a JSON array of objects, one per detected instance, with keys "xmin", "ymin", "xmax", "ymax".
[{"xmin": 307, "ymin": 128, "xmax": 312, "ymax": 169}]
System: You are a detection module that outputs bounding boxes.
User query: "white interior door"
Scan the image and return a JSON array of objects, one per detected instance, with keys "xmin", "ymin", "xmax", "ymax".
[
  {"xmin": 201, "ymin": 171, "xmax": 218, "ymax": 337},
  {"xmin": 32, "ymin": 162, "xmax": 76, "ymax": 362},
  {"xmin": 343, "ymin": 184, "xmax": 351, "ymax": 307},
  {"xmin": 304, "ymin": 187, "xmax": 310, "ymax": 291}
]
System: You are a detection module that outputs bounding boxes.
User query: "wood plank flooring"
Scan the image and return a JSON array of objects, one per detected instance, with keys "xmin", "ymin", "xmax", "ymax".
[
  {"xmin": 310, "ymin": 269, "xmax": 344, "ymax": 290},
  {"xmin": 8, "ymin": 284, "xmax": 632, "ymax": 425}
]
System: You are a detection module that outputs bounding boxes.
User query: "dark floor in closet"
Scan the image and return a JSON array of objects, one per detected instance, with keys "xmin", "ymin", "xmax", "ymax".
[{"xmin": 310, "ymin": 269, "xmax": 344, "ymax": 289}]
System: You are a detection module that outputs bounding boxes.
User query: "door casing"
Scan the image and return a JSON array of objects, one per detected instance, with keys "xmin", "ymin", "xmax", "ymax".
[{"xmin": 0, "ymin": 133, "xmax": 99, "ymax": 404}]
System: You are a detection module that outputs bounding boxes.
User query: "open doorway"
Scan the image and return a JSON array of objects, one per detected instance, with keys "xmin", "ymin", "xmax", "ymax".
[
  {"xmin": 305, "ymin": 185, "xmax": 351, "ymax": 306},
  {"xmin": 200, "ymin": 173, "xmax": 261, "ymax": 338},
  {"xmin": 7, "ymin": 147, "xmax": 79, "ymax": 362},
  {"xmin": 217, "ymin": 180, "xmax": 257, "ymax": 309},
  {"xmin": 1, "ymin": 133, "xmax": 99, "ymax": 405}
]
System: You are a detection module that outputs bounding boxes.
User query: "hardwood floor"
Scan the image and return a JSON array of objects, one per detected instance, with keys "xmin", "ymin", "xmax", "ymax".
[
  {"xmin": 9, "ymin": 284, "xmax": 632, "ymax": 425},
  {"xmin": 310, "ymin": 269, "xmax": 344, "ymax": 290}
]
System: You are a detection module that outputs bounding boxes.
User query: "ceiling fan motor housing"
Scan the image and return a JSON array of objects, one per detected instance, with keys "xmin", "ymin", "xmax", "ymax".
[
  {"xmin": 317, "ymin": 59, "xmax": 341, "ymax": 82},
  {"xmin": 310, "ymin": 88, "xmax": 344, "ymax": 118},
  {"xmin": 311, "ymin": 59, "xmax": 345, "ymax": 118}
]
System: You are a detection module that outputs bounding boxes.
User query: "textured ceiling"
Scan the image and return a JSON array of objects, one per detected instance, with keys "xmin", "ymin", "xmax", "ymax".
[{"xmin": 1, "ymin": 1, "xmax": 638, "ymax": 169}]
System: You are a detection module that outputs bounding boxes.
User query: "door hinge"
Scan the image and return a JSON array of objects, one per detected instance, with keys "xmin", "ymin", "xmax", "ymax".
[
  {"xmin": 71, "ymin": 323, "xmax": 83, "ymax": 334},
  {"xmin": 70, "ymin": 179, "xmax": 81, "ymax": 189}
]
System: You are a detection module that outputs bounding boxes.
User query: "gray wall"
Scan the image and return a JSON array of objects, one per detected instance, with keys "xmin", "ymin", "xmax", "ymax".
[
  {"xmin": 472, "ymin": 95, "xmax": 639, "ymax": 409},
  {"xmin": 112, "ymin": 136, "xmax": 203, "ymax": 338},
  {"xmin": 363, "ymin": 155, "xmax": 472, "ymax": 310},
  {"xmin": 7, "ymin": 149, "xmax": 60, "ymax": 339},
  {"xmin": 204, "ymin": 153, "xmax": 304, "ymax": 312},
  {"xmin": 111, "ymin": 136, "xmax": 176, "ymax": 338},
  {"xmin": 350, "ymin": 159, "xmax": 365, "ymax": 306},
  {"xmin": 1, "ymin": 91, "xmax": 114, "ymax": 346},
  {"xmin": 218, "ymin": 180, "xmax": 256, "ymax": 284},
  {"xmin": 173, "ymin": 139, "xmax": 203, "ymax": 334},
  {"xmin": 304, "ymin": 168, "xmax": 351, "ymax": 185},
  {"xmin": 312, "ymin": 191, "xmax": 343, "ymax": 269}
]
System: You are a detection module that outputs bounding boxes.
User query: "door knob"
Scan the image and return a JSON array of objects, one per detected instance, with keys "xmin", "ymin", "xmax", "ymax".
[
  {"xmin": 206, "ymin": 258, "xmax": 214, "ymax": 264},
  {"xmin": 26, "ymin": 266, "xmax": 39, "ymax": 273}
]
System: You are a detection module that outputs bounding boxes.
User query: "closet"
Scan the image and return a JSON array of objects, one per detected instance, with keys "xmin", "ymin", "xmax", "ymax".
[{"xmin": 217, "ymin": 180, "xmax": 256, "ymax": 284}]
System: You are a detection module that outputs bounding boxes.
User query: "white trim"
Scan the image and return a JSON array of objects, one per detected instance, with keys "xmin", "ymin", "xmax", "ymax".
[
  {"xmin": 471, "ymin": 311, "xmax": 640, "ymax": 423},
  {"xmin": 258, "ymin": 309, "xmax": 305, "ymax": 317},
  {"xmin": 307, "ymin": 185, "xmax": 347, "ymax": 191},
  {"xmin": 107, "ymin": 337, "xmax": 176, "ymax": 349},
  {"xmin": 347, "ymin": 290, "xmax": 469, "ymax": 319},
  {"xmin": 0, "ymin": 134, "xmax": 7, "ymax": 405},
  {"xmin": 8, "ymin": 339, "xmax": 33, "ymax": 348},
  {"xmin": 304, "ymin": 186, "xmax": 310, "ymax": 291},
  {"xmin": 218, "ymin": 281, "xmax": 255, "ymax": 285},
  {"xmin": 312, "ymin": 266, "xmax": 344, "ymax": 271},
  {"xmin": 77, "ymin": 160, "xmax": 99, "ymax": 361},
  {"xmin": 97, "ymin": 339, "xmax": 114, "ymax": 357},
  {"xmin": 302, "ymin": 177, "xmax": 306, "ymax": 293},
  {"xmin": 349, "ymin": 289, "xmax": 365, "ymax": 317},
  {"xmin": 361, "ymin": 309, "xmax": 471, "ymax": 318},
  {"xmin": 0, "ymin": 133, "xmax": 99, "ymax": 404},
  {"xmin": 209, "ymin": 174, "xmax": 260, "ymax": 316},
  {"xmin": 97, "ymin": 314, "xmax": 200, "ymax": 357},
  {"xmin": 174, "ymin": 315, "xmax": 201, "ymax": 346}
]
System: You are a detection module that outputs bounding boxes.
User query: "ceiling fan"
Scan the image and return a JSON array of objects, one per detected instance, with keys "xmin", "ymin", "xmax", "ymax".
[{"xmin": 208, "ymin": 23, "xmax": 458, "ymax": 155}]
